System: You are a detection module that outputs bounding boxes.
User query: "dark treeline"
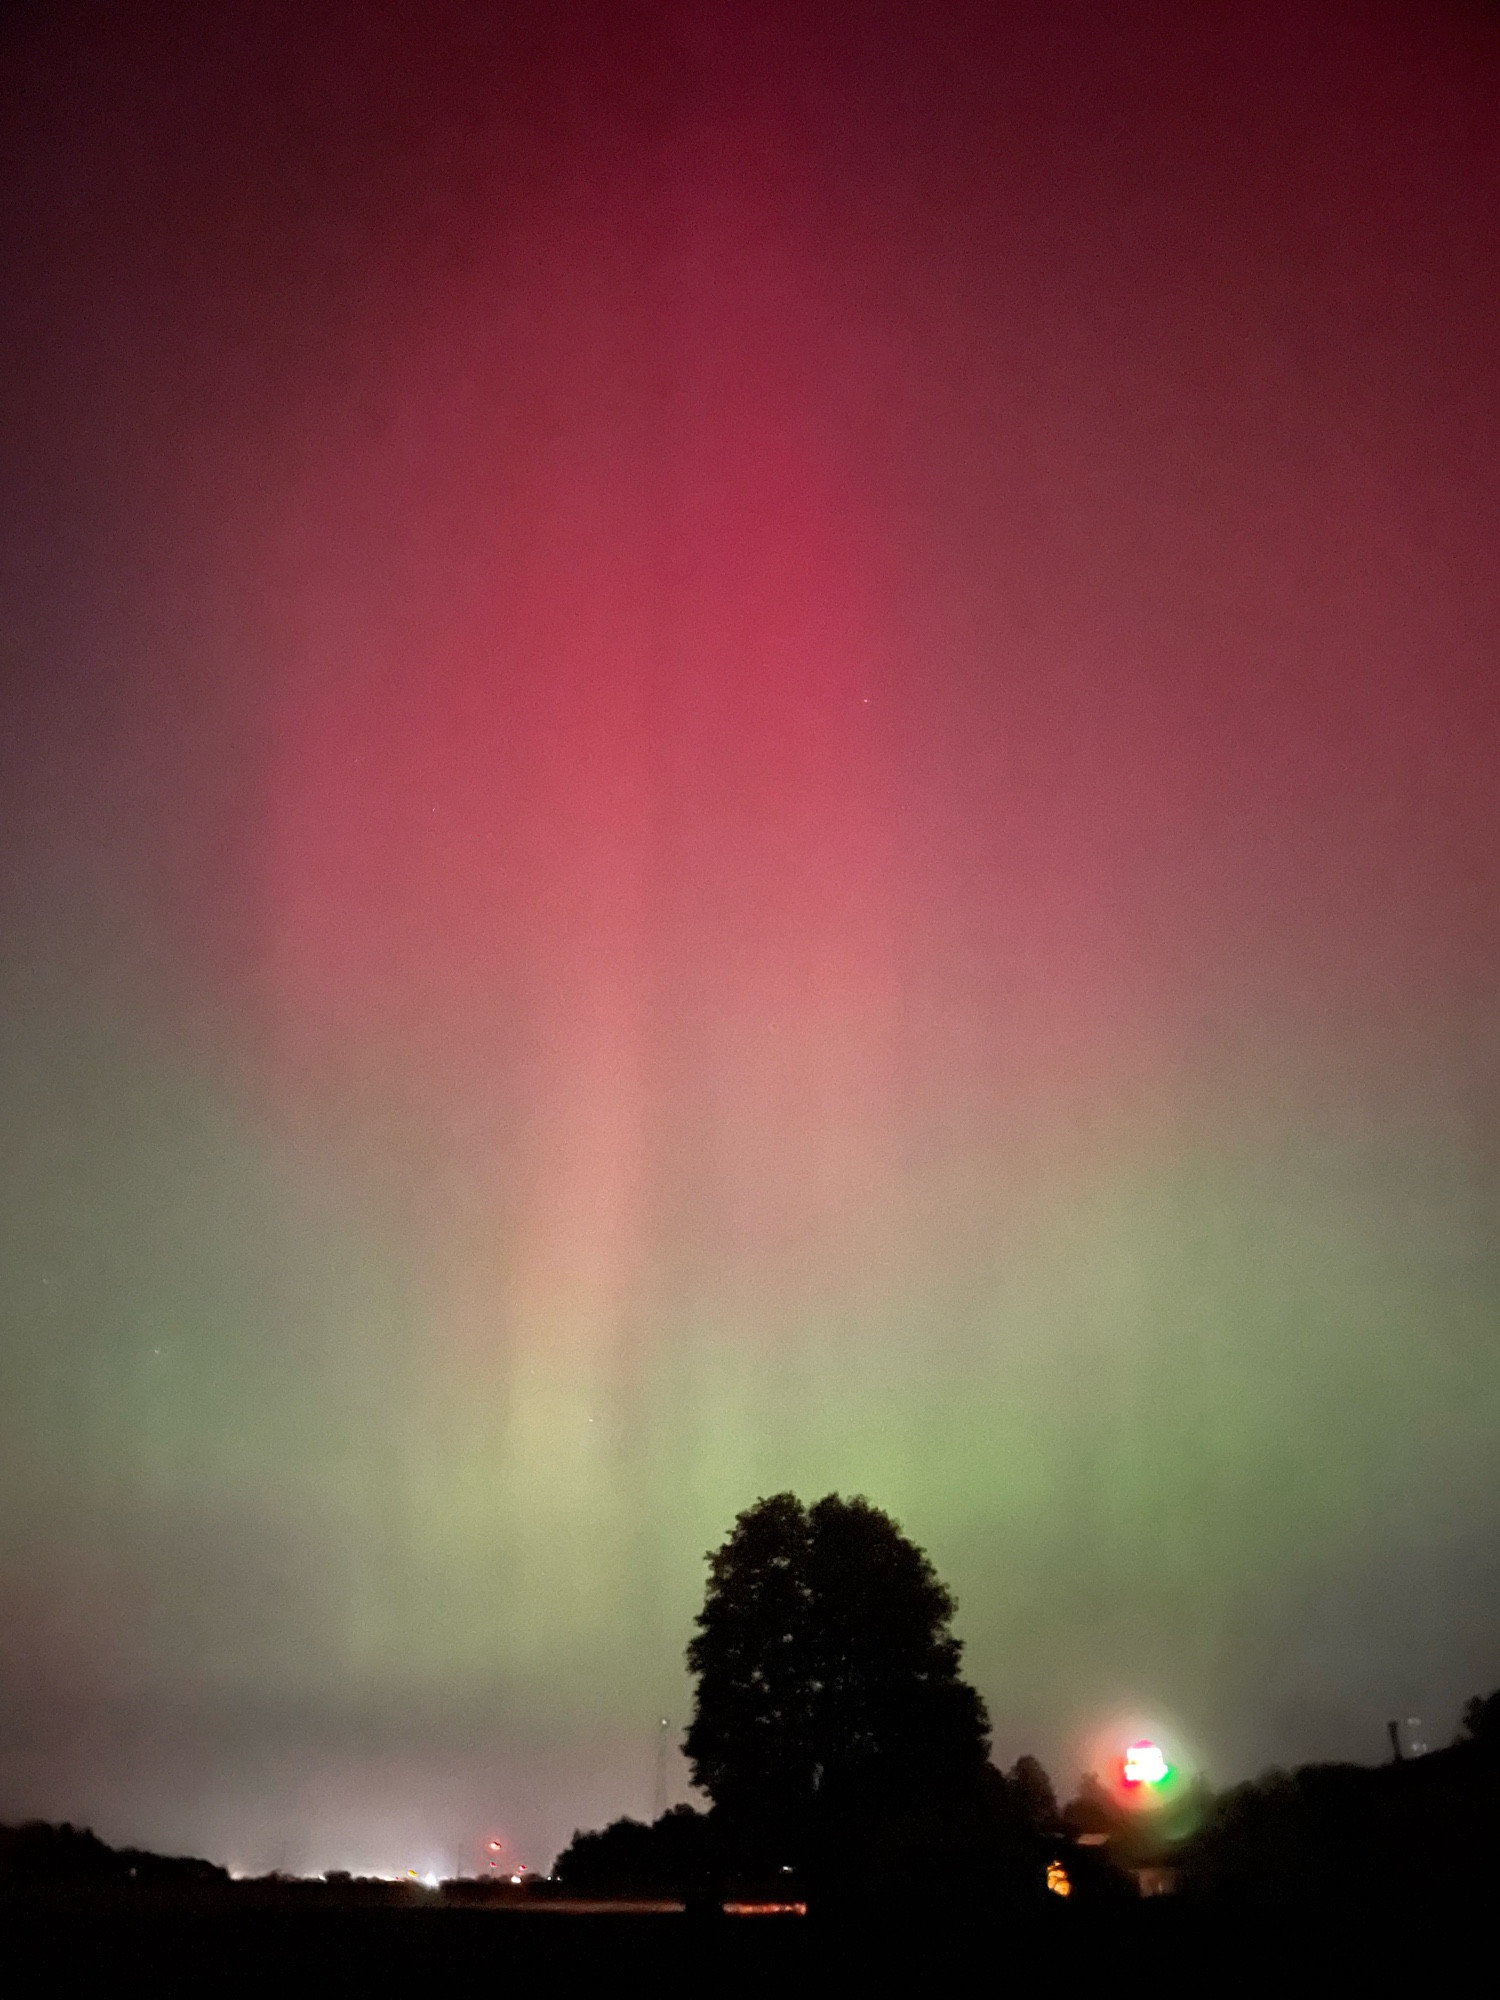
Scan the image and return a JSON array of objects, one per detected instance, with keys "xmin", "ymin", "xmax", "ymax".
[
  {"xmin": 0, "ymin": 1820, "xmax": 228, "ymax": 1891},
  {"xmin": 4, "ymin": 1503, "xmax": 1497, "ymax": 1916},
  {"xmin": 553, "ymin": 1494, "xmax": 1500, "ymax": 1913},
  {"xmin": 1177, "ymin": 1688, "xmax": 1500, "ymax": 1904},
  {"xmin": 3, "ymin": 1697, "xmax": 1497, "ymax": 1912},
  {"xmin": 555, "ymin": 1689, "xmax": 1500, "ymax": 1909}
]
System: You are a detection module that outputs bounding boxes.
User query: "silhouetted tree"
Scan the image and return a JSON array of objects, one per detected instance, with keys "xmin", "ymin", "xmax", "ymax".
[
  {"xmin": 684, "ymin": 1492, "xmax": 1019, "ymax": 1900},
  {"xmin": 0, "ymin": 1821, "xmax": 228, "ymax": 1890},
  {"xmin": 1176, "ymin": 1725, "xmax": 1500, "ymax": 1907},
  {"xmin": 1461, "ymin": 1686, "xmax": 1500, "ymax": 1748},
  {"xmin": 1061, "ymin": 1771, "xmax": 1120, "ymax": 1840},
  {"xmin": 1009, "ymin": 1754, "xmax": 1062, "ymax": 1835},
  {"xmin": 552, "ymin": 1805, "xmax": 715, "ymax": 1898},
  {"xmin": 684, "ymin": 1491, "xmax": 816, "ymax": 1848}
]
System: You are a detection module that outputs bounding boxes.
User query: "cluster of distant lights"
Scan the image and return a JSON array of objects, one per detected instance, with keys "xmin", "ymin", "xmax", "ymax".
[
  {"xmin": 388, "ymin": 1843, "xmax": 532, "ymax": 1887},
  {"xmin": 231, "ymin": 1841, "xmax": 533, "ymax": 1888},
  {"xmin": 240, "ymin": 1738, "xmax": 1177, "ymax": 1893},
  {"xmin": 486, "ymin": 1839, "xmax": 527, "ymax": 1885},
  {"xmin": 355, "ymin": 1840, "xmax": 530, "ymax": 1887}
]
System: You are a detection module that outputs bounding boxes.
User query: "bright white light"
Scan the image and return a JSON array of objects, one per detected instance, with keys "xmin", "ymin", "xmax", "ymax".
[{"xmin": 1123, "ymin": 1740, "xmax": 1170, "ymax": 1786}]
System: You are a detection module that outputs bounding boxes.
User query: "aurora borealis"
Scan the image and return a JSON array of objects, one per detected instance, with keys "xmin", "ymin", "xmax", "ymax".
[{"xmin": 2, "ymin": 0, "xmax": 1499, "ymax": 1876}]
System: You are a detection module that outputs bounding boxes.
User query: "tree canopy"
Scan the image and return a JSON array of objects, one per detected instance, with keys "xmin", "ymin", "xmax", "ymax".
[{"xmin": 683, "ymin": 1492, "xmax": 994, "ymax": 1876}]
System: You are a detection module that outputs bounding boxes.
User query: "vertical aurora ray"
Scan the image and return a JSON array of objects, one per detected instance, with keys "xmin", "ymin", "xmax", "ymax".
[
  {"xmin": 2, "ymin": 0, "xmax": 1499, "ymax": 1871},
  {"xmin": 247, "ymin": 81, "xmax": 922, "ymax": 1675}
]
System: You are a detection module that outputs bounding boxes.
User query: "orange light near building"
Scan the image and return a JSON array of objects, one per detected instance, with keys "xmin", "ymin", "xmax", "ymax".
[{"xmin": 1045, "ymin": 1860, "xmax": 1072, "ymax": 1897}]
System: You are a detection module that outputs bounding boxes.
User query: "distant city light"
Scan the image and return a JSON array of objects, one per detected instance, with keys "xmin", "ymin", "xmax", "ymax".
[{"xmin": 1122, "ymin": 1739, "xmax": 1171, "ymax": 1787}]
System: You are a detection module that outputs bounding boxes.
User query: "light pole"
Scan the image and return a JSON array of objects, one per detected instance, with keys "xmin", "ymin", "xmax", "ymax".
[{"xmin": 652, "ymin": 1715, "xmax": 672, "ymax": 1821}]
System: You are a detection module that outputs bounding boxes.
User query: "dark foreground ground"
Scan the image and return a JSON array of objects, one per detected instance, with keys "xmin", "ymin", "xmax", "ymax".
[{"xmin": 0, "ymin": 1896, "xmax": 1472, "ymax": 1995}]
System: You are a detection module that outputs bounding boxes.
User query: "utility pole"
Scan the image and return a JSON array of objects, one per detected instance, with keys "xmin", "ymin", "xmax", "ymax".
[{"xmin": 652, "ymin": 1715, "xmax": 672, "ymax": 1822}]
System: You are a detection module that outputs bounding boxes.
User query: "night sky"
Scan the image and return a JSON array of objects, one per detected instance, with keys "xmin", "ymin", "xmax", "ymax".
[{"xmin": 2, "ymin": 0, "xmax": 1499, "ymax": 1877}]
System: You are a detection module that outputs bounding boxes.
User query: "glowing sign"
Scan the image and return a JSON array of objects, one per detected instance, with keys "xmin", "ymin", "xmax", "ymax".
[{"xmin": 1122, "ymin": 1740, "xmax": 1170, "ymax": 1787}]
